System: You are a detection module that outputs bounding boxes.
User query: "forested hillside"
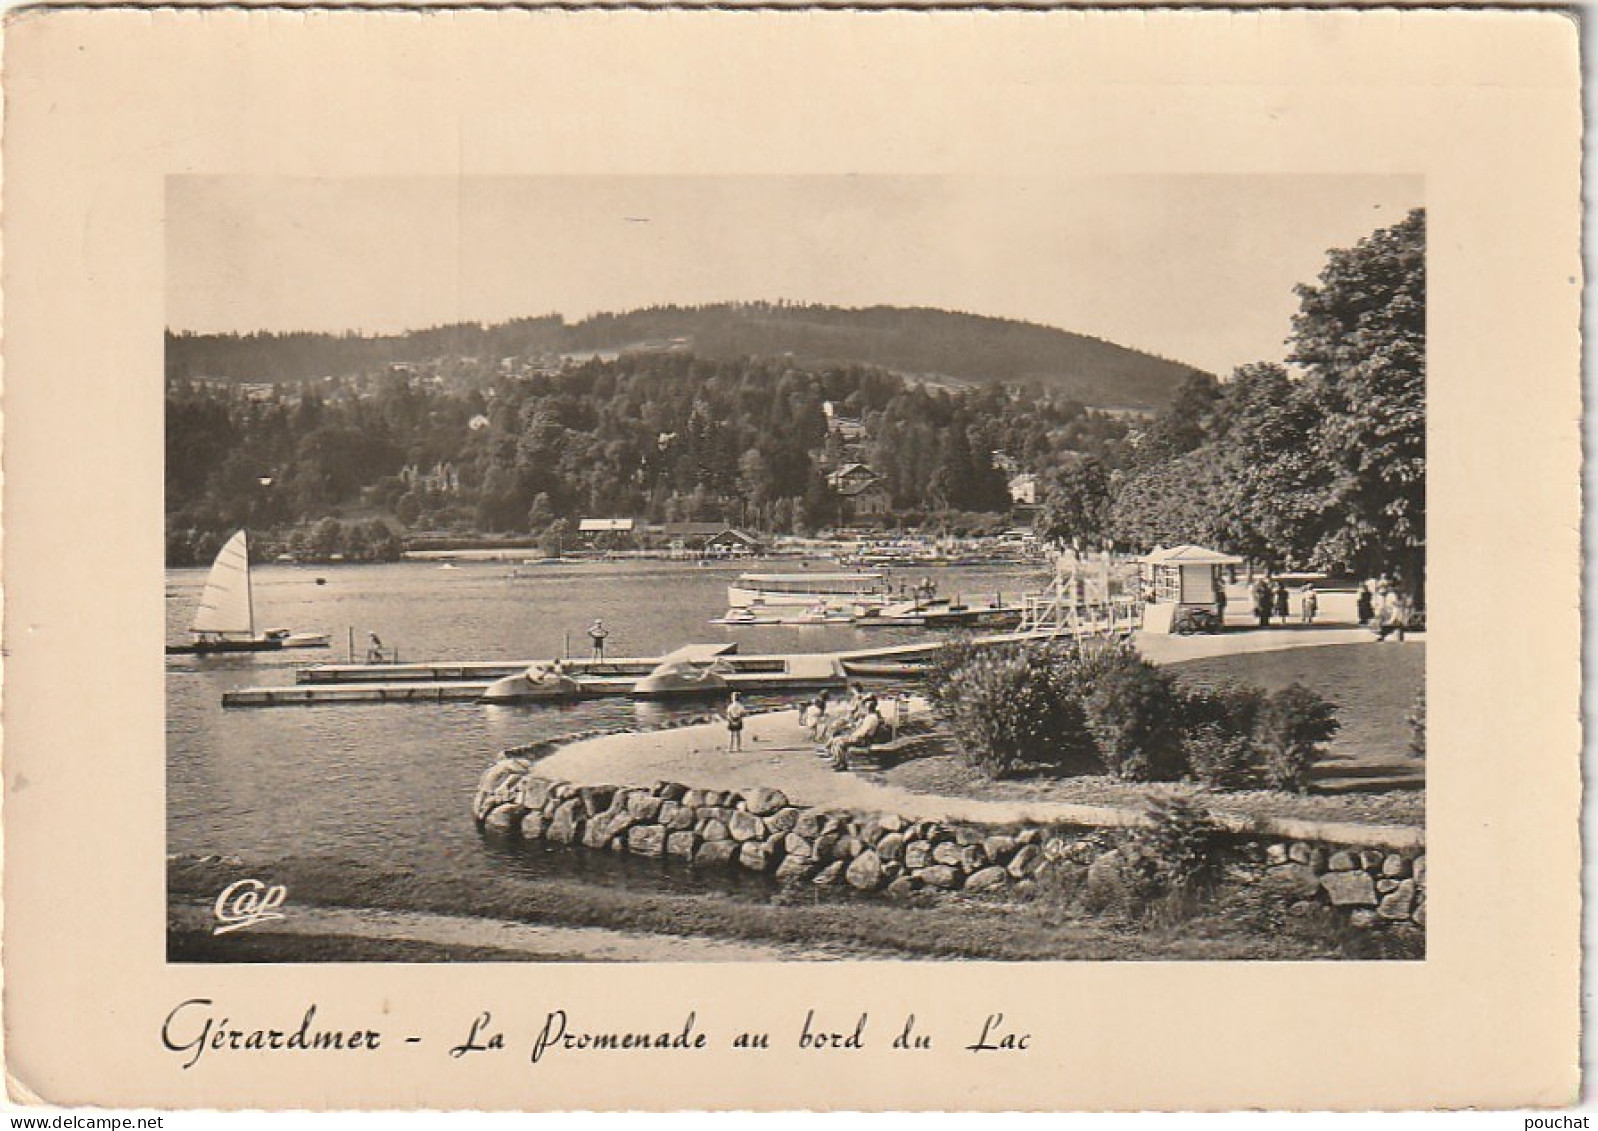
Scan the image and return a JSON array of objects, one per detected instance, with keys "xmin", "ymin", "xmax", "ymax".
[
  {"xmin": 166, "ymin": 352, "xmax": 1131, "ymax": 564},
  {"xmin": 167, "ymin": 303, "xmax": 1205, "ymax": 410}
]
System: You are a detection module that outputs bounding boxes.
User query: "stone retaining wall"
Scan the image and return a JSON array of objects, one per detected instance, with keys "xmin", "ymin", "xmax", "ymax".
[{"xmin": 472, "ymin": 757, "xmax": 1425, "ymax": 929}]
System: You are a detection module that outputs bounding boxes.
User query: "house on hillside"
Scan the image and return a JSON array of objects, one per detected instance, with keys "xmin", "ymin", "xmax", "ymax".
[
  {"xmin": 828, "ymin": 464, "xmax": 892, "ymax": 521},
  {"xmin": 827, "ymin": 463, "xmax": 879, "ymax": 494},
  {"xmin": 1008, "ymin": 472, "xmax": 1039, "ymax": 506},
  {"xmin": 822, "ymin": 401, "xmax": 868, "ymax": 443}
]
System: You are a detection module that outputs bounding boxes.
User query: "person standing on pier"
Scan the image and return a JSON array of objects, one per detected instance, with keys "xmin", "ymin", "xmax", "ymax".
[
  {"xmin": 587, "ymin": 619, "xmax": 609, "ymax": 662},
  {"xmin": 725, "ymin": 692, "xmax": 747, "ymax": 752}
]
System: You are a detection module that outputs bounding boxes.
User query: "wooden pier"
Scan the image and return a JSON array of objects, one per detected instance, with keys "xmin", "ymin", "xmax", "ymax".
[
  {"xmin": 223, "ymin": 646, "xmax": 844, "ymax": 708},
  {"xmin": 219, "ymin": 624, "xmax": 1112, "ymax": 709}
]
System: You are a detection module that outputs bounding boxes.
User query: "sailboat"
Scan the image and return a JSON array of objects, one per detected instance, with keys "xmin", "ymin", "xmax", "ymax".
[{"xmin": 166, "ymin": 531, "xmax": 331, "ymax": 655}]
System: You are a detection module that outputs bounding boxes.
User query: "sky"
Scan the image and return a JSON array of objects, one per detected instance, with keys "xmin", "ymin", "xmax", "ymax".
[{"xmin": 167, "ymin": 175, "xmax": 1423, "ymax": 377}]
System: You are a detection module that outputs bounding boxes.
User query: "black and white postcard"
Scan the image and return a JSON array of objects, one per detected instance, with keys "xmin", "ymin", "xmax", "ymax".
[{"xmin": 2, "ymin": 6, "xmax": 1582, "ymax": 1112}]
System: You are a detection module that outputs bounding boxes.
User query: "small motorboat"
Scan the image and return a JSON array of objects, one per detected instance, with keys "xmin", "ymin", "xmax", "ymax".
[{"xmin": 479, "ymin": 662, "xmax": 582, "ymax": 703}]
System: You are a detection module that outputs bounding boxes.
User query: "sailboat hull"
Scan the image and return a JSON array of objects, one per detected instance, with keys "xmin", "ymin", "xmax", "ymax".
[{"xmin": 166, "ymin": 633, "xmax": 330, "ymax": 655}]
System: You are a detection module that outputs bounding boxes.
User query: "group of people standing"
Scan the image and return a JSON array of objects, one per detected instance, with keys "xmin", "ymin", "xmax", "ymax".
[
  {"xmin": 1358, "ymin": 580, "xmax": 1414, "ymax": 642},
  {"xmin": 1249, "ymin": 577, "xmax": 1318, "ymax": 627}
]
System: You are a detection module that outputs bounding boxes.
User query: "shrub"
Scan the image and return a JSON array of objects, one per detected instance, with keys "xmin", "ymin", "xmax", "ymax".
[
  {"xmin": 1178, "ymin": 682, "xmax": 1266, "ymax": 788},
  {"xmin": 1122, "ymin": 790, "xmax": 1228, "ymax": 906},
  {"xmin": 1254, "ymin": 683, "xmax": 1341, "ymax": 792},
  {"xmin": 927, "ymin": 642, "xmax": 1091, "ymax": 778},
  {"xmin": 1075, "ymin": 643, "xmax": 1185, "ymax": 782},
  {"xmin": 1182, "ymin": 722, "xmax": 1258, "ymax": 790}
]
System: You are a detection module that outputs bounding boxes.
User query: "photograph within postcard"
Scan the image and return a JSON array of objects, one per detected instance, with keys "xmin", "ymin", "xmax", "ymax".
[
  {"xmin": 164, "ymin": 174, "xmax": 1428, "ymax": 963},
  {"xmin": 4, "ymin": 8, "xmax": 1580, "ymax": 1110}
]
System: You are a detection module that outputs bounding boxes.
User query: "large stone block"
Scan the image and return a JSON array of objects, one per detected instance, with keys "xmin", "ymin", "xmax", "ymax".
[
  {"xmin": 627, "ymin": 824, "xmax": 667, "ymax": 858},
  {"xmin": 653, "ymin": 780, "xmax": 689, "ymax": 802},
  {"xmin": 1377, "ymin": 879, "xmax": 1418, "ymax": 920},
  {"xmin": 794, "ymin": 811, "xmax": 826, "ymax": 838},
  {"xmin": 1261, "ymin": 864, "xmax": 1323, "ymax": 901},
  {"xmin": 915, "ymin": 864, "xmax": 961, "ymax": 890},
  {"xmin": 983, "ymin": 835, "xmax": 1018, "ymax": 864},
  {"xmin": 965, "ymin": 866, "xmax": 1009, "ymax": 892},
  {"xmin": 483, "ymin": 804, "xmax": 527, "ymax": 837},
  {"xmin": 767, "ymin": 807, "xmax": 802, "ymax": 834},
  {"xmin": 728, "ymin": 811, "xmax": 767, "ymax": 842},
  {"xmin": 699, "ymin": 819, "xmax": 731, "ymax": 843},
  {"xmin": 626, "ymin": 793, "xmax": 664, "ymax": 822},
  {"xmin": 833, "ymin": 835, "xmax": 865, "ymax": 862},
  {"xmin": 812, "ymin": 860, "xmax": 846, "ymax": 886},
  {"xmin": 932, "ymin": 842, "xmax": 963, "ymax": 867},
  {"xmin": 547, "ymin": 808, "xmax": 585, "ymax": 846},
  {"xmin": 903, "ymin": 840, "xmax": 933, "ymax": 870},
  {"xmin": 666, "ymin": 831, "xmax": 700, "ymax": 862},
  {"xmin": 694, "ymin": 840, "xmax": 739, "ymax": 868},
  {"xmin": 581, "ymin": 816, "xmax": 613, "ymax": 850},
  {"xmin": 1007, "ymin": 844, "xmax": 1043, "ymax": 879},
  {"xmin": 738, "ymin": 842, "xmax": 774, "ymax": 873},
  {"xmin": 959, "ymin": 845, "xmax": 988, "ymax": 873},
  {"xmin": 1327, "ymin": 851, "xmax": 1359, "ymax": 872},
  {"xmin": 741, "ymin": 787, "xmax": 789, "ymax": 817},
  {"xmin": 885, "ymin": 876, "xmax": 919, "ymax": 900},
  {"xmin": 1320, "ymin": 870, "xmax": 1377, "ymax": 907},
  {"xmin": 846, "ymin": 850, "xmax": 886, "ymax": 892},
  {"xmin": 576, "ymin": 785, "xmax": 615, "ymax": 817},
  {"xmin": 1382, "ymin": 853, "xmax": 1411, "ymax": 879},
  {"xmin": 876, "ymin": 833, "xmax": 906, "ymax": 863},
  {"xmin": 520, "ymin": 812, "xmax": 548, "ymax": 841},
  {"xmin": 775, "ymin": 856, "xmax": 816, "ymax": 885},
  {"xmin": 519, "ymin": 778, "xmax": 555, "ymax": 813},
  {"xmin": 663, "ymin": 805, "xmax": 697, "ymax": 832}
]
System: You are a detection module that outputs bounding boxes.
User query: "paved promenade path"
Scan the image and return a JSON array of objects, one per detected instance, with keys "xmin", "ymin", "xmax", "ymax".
[{"xmin": 535, "ymin": 626, "xmax": 1420, "ymax": 849}]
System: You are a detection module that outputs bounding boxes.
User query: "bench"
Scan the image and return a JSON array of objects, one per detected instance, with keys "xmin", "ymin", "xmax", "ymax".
[{"xmin": 844, "ymin": 730, "xmax": 931, "ymax": 771}]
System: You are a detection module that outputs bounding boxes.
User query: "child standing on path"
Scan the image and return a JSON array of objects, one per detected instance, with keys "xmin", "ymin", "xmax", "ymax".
[{"xmin": 725, "ymin": 692, "xmax": 747, "ymax": 752}]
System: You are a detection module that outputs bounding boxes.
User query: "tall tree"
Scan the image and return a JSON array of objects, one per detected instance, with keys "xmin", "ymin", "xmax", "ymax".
[{"xmin": 1290, "ymin": 208, "xmax": 1426, "ymax": 589}]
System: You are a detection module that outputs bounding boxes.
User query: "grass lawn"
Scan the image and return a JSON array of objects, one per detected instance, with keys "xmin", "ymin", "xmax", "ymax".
[{"xmin": 878, "ymin": 641, "xmax": 1424, "ymax": 828}]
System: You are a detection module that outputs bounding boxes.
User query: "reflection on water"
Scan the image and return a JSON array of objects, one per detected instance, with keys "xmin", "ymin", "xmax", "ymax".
[{"xmin": 167, "ymin": 558, "xmax": 1042, "ymax": 889}]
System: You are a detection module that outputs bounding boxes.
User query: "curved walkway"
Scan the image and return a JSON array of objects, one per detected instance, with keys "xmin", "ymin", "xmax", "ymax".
[{"xmin": 534, "ymin": 626, "xmax": 1419, "ymax": 849}]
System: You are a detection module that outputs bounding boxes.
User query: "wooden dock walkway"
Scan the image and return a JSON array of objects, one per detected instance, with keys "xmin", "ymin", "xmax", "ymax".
[
  {"xmin": 224, "ymin": 647, "xmax": 844, "ymax": 708},
  {"xmin": 219, "ymin": 627, "xmax": 1101, "ymax": 709}
]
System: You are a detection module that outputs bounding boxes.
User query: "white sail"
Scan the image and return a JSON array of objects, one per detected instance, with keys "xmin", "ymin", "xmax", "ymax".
[{"xmin": 191, "ymin": 530, "xmax": 255, "ymax": 637}]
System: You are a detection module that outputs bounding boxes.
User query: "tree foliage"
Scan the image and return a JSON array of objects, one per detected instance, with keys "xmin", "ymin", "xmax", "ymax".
[
  {"xmin": 166, "ymin": 350, "xmax": 1130, "ymax": 562},
  {"xmin": 1046, "ymin": 209, "xmax": 1426, "ymax": 589}
]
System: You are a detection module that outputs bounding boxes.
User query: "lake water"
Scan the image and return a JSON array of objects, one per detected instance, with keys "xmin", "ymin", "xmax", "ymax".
[{"xmin": 166, "ymin": 558, "xmax": 1042, "ymax": 888}]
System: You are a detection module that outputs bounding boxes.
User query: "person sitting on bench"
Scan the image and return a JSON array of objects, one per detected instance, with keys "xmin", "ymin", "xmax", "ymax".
[{"xmin": 828, "ymin": 697, "xmax": 885, "ymax": 772}]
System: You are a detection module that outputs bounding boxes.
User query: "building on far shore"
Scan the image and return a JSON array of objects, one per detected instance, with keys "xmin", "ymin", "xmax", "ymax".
[
  {"xmin": 827, "ymin": 462, "xmax": 893, "ymax": 520},
  {"xmin": 660, "ymin": 522, "xmax": 764, "ymax": 558},
  {"xmin": 578, "ymin": 517, "xmax": 637, "ymax": 547}
]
